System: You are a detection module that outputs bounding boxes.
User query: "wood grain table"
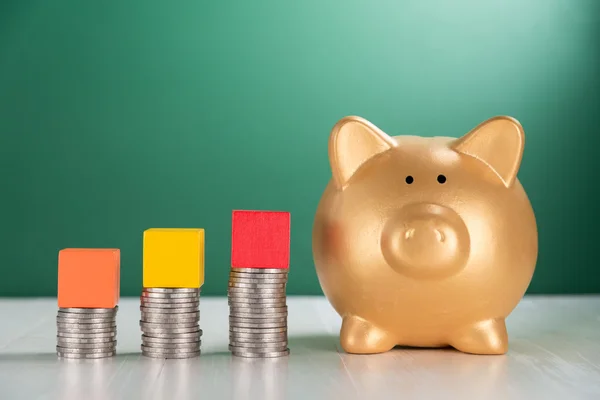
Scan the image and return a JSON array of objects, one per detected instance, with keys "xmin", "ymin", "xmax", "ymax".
[{"xmin": 0, "ymin": 296, "xmax": 598, "ymax": 399}]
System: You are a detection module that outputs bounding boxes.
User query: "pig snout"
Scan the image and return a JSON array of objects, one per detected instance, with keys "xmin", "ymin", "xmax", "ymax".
[{"xmin": 381, "ymin": 204, "xmax": 470, "ymax": 279}]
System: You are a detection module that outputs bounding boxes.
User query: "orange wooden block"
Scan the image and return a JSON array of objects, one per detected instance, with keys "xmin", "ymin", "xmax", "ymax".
[{"xmin": 57, "ymin": 248, "xmax": 120, "ymax": 308}]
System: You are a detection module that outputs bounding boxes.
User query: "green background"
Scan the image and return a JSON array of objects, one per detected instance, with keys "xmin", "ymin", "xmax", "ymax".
[{"xmin": 1, "ymin": 0, "xmax": 598, "ymax": 297}]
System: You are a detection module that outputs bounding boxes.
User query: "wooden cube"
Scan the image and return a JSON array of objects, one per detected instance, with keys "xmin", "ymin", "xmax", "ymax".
[
  {"xmin": 143, "ymin": 228, "xmax": 205, "ymax": 288},
  {"xmin": 231, "ymin": 210, "xmax": 291, "ymax": 269},
  {"xmin": 57, "ymin": 248, "xmax": 120, "ymax": 308}
]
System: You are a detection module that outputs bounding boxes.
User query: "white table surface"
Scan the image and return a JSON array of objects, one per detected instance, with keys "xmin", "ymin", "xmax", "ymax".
[{"xmin": 0, "ymin": 295, "xmax": 599, "ymax": 400}]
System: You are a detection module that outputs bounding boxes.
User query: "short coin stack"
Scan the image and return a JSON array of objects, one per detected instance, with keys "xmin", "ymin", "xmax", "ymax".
[
  {"xmin": 139, "ymin": 288, "xmax": 202, "ymax": 359},
  {"xmin": 56, "ymin": 248, "xmax": 120, "ymax": 360},
  {"xmin": 228, "ymin": 268, "xmax": 289, "ymax": 357},
  {"xmin": 56, "ymin": 307, "xmax": 118, "ymax": 359}
]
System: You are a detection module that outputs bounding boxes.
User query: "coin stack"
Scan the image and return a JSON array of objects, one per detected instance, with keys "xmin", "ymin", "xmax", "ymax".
[
  {"xmin": 56, "ymin": 306, "xmax": 118, "ymax": 359},
  {"xmin": 139, "ymin": 288, "xmax": 202, "ymax": 359},
  {"xmin": 228, "ymin": 268, "xmax": 289, "ymax": 358}
]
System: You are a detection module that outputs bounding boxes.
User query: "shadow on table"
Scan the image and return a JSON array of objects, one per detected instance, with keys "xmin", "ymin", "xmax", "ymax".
[
  {"xmin": 0, "ymin": 352, "xmax": 58, "ymax": 362},
  {"xmin": 287, "ymin": 334, "xmax": 339, "ymax": 353}
]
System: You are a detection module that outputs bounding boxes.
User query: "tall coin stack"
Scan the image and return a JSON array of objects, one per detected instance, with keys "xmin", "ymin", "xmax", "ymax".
[
  {"xmin": 141, "ymin": 228, "xmax": 206, "ymax": 359},
  {"xmin": 139, "ymin": 288, "xmax": 202, "ymax": 359},
  {"xmin": 56, "ymin": 307, "xmax": 118, "ymax": 359},
  {"xmin": 228, "ymin": 210, "xmax": 291, "ymax": 358},
  {"xmin": 228, "ymin": 268, "xmax": 289, "ymax": 357},
  {"xmin": 56, "ymin": 248, "xmax": 121, "ymax": 360}
]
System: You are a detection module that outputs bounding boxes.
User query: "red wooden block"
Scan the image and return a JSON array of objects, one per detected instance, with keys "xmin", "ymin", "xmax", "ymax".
[{"xmin": 231, "ymin": 210, "xmax": 291, "ymax": 269}]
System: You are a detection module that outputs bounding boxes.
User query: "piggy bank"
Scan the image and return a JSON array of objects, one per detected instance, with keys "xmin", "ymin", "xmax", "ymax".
[{"xmin": 312, "ymin": 116, "xmax": 538, "ymax": 355}]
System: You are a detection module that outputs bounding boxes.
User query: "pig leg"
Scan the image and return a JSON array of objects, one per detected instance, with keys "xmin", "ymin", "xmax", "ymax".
[
  {"xmin": 449, "ymin": 318, "xmax": 508, "ymax": 355},
  {"xmin": 339, "ymin": 315, "xmax": 396, "ymax": 354}
]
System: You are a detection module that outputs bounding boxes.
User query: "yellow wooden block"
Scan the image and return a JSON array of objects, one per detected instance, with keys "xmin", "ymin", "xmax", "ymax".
[{"xmin": 143, "ymin": 228, "xmax": 205, "ymax": 288}]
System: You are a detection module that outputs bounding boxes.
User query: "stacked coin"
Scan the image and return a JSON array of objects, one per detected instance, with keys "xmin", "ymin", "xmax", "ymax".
[
  {"xmin": 56, "ymin": 306, "xmax": 118, "ymax": 359},
  {"xmin": 139, "ymin": 288, "xmax": 202, "ymax": 359},
  {"xmin": 228, "ymin": 268, "xmax": 289, "ymax": 358}
]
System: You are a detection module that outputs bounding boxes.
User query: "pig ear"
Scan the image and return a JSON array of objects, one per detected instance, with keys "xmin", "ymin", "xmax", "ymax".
[
  {"xmin": 329, "ymin": 116, "xmax": 397, "ymax": 189},
  {"xmin": 451, "ymin": 116, "xmax": 525, "ymax": 188}
]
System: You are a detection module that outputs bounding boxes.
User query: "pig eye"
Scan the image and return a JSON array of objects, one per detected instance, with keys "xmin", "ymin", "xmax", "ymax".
[
  {"xmin": 405, "ymin": 176, "xmax": 414, "ymax": 184},
  {"xmin": 437, "ymin": 174, "xmax": 447, "ymax": 184}
]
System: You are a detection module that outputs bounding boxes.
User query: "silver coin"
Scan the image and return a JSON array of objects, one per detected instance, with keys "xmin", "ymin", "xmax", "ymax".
[
  {"xmin": 228, "ymin": 295, "xmax": 286, "ymax": 302},
  {"xmin": 140, "ymin": 299, "xmax": 200, "ymax": 308},
  {"xmin": 140, "ymin": 306, "xmax": 198, "ymax": 314},
  {"xmin": 57, "ymin": 322, "xmax": 116, "ymax": 329},
  {"xmin": 56, "ymin": 316, "xmax": 115, "ymax": 324},
  {"xmin": 229, "ymin": 309, "xmax": 288, "ymax": 319},
  {"xmin": 140, "ymin": 323, "xmax": 202, "ymax": 336},
  {"xmin": 142, "ymin": 337, "xmax": 200, "ymax": 346},
  {"xmin": 230, "ymin": 348, "xmax": 290, "ymax": 358},
  {"xmin": 142, "ymin": 350, "xmax": 200, "ymax": 359},
  {"xmin": 58, "ymin": 308, "xmax": 118, "ymax": 318},
  {"xmin": 230, "ymin": 268, "xmax": 288, "ymax": 274},
  {"xmin": 229, "ymin": 305, "xmax": 287, "ymax": 312},
  {"xmin": 141, "ymin": 310, "xmax": 199, "ymax": 318},
  {"xmin": 141, "ymin": 318, "xmax": 199, "ymax": 326},
  {"xmin": 229, "ymin": 304, "xmax": 287, "ymax": 310},
  {"xmin": 229, "ymin": 315, "xmax": 287, "ymax": 322},
  {"xmin": 227, "ymin": 289, "xmax": 286, "ymax": 298},
  {"xmin": 229, "ymin": 276, "xmax": 288, "ymax": 282},
  {"xmin": 227, "ymin": 286, "xmax": 285, "ymax": 294},
  {"xmin": 229, "ymin": 277, "xmax": 288, "ymax": 285},
  {"xmin": 142, "ymin": 341, "xmax": 200, "ymax": 350},
  {"xmin": 56, "ymin": 327, "xmax": 116, "ymax": 334},
  {"xmin": 228, "ymin": 298, "xmax": 286, "ymax": 305},
  {"xmin": 57, "ymin": 351, "xmax": 116, "ymax": 359},
  {"xmin": 229, "ymin": 337, "xmax": 287, "ymax": 345},
  {"xmin": 56, "ymin": 311, "xmax": 116, "ymax": 318},
  {"xmin": 57, "ymin": 325, "xmax": 116, "ymax": 332},
  {"xmin": 229, "ymin": 273, "xmax": 288, "ymax": 280},
  {"xmin": 143, "ymin": 288, "xmax": 200, "ymax": 293},
  {"xmin": 228, "ymin": 297, "xmax": 286, "ymax": 304},
  {"xmin": 141, "ymin": 289, "xmax": 199, "ymax": 296},
  {"xmin": 229, "ymin": 271, "xmax": 288, "ymax": 278},
  {"xmin": 57, "ymin": 312, "xmax": 117, "ymax": 320},
  {"xmin": 229, "ymin": 284, "xmax": 286, "ymax": 290},
  {"xmin": 229, "ymin": 332, "xmax": 287, "ymax": 340},
  {"xmin": 139, "ymin": 321, "xmax": 199, "ymax": 330},
  {"xmin": 228, "ymin": 301, "xmax": 287, "ymax": 308},
  {"xmin": 229, "ymin": 313, "xmax": 288, "ymax": 320},
  {"xmin": 141, "ymin": 292, "xmax": 199, "ymax": 299},
  {"xmin": 228, "ymin": 294, "xmax": 286, "ymax": 301},
  {"xmin": 141, "ymin": 315, "xmax": 199, "ymax": 324},
  {"xmin": 142, "ymin": 335, "xmax": 201, "ymax": 344},
  {"xmin": 56, "ymin": 341, "xmax": 117, "ymax": 349},
  {"xmin": 230, "ymin": 326, "xmax": 287, "ymax": 334},
  {"xmin": 230, "ymin": 316, "xmax": 286, "ymax": 323},
  {"xmin": 228, "ymin": 283, "xmax": 285, "ymax": 289},
  {"xmin": 57, "ymin": 331, "xmax": 116, "ymax": 339},
  {"xmin": 56, "ymin": 336, "xmax": 115, "ymax": 344},
  {"xmin": 229, "ymin": 307, "xmax": 288, "ymax": 314},
  {"xmin": 141, "ymin": 345, "xmax": 200, "ymax": 354},
  {"xmin": 229, "ymin": 321, "xmax": 287, "ymax": 329},
  {"xmin": 141, "ymin": 308, "xmax": 199, "ymax": 315},
  {"xmin": 140, "ymin": 297, "xmax": 201, "ymax": 304},
  {"xmin": 56, "ymin": 315, "xmax": 115, "ymax": 323},
  {"xmin": 229, "ymin": 340, "xmax": 288, "ymax": 348},
  {"xmin": 229, "ymin": 308, "xmax": 287, "ymax": 315},
  {"xmin": 228, "ymin": 303, "xmax": 287, "ymax": 309},
  {"xmin": 141, "ymin": 331, "xmax": 202, "ymax": 340},
  {"xmin": 141, "ymin": 328, "xmax": 201, "ymax": 336},
  {"xmin": 57, "ymin": 345, "xmax": 117, "ymax": 354},
  {"xmin": 58, "ymin": 307, "xmax": 118, "ymax": 314}
]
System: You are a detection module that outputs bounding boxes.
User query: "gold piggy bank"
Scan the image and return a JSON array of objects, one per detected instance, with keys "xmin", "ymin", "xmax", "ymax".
[{"xmin": 312, "ymin": 116, "xmax": 538, "ymax": 355}]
